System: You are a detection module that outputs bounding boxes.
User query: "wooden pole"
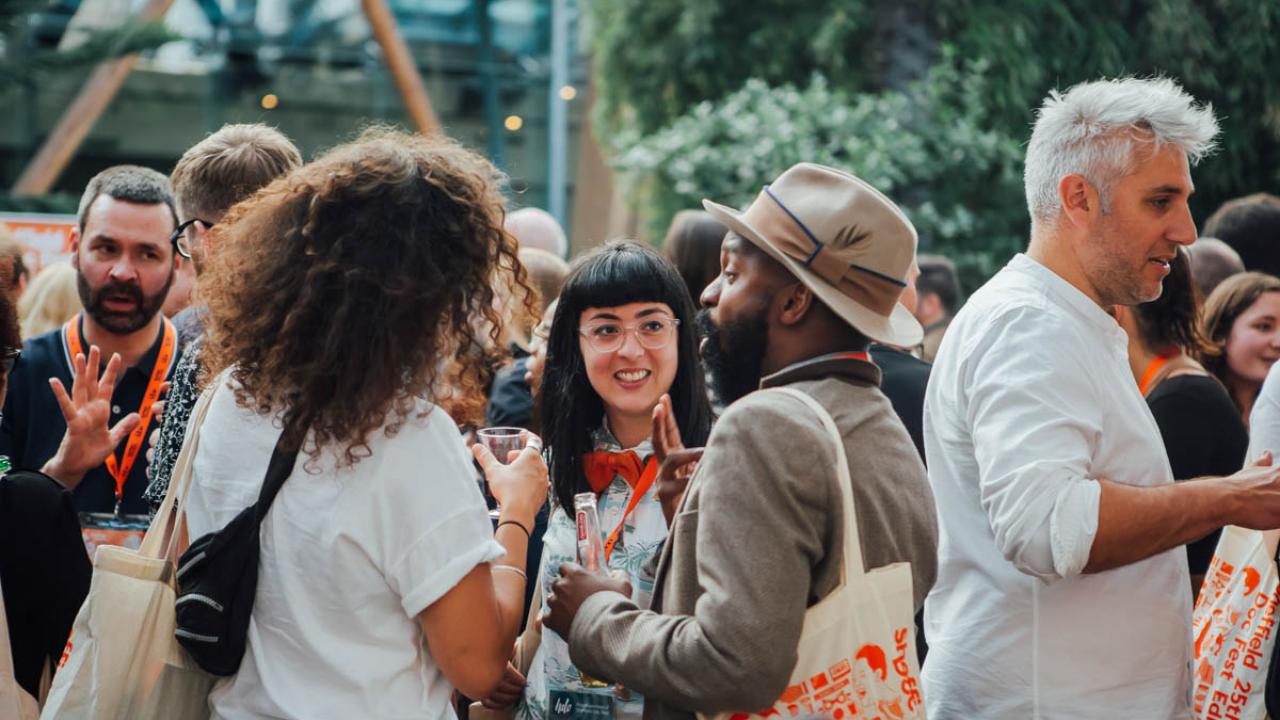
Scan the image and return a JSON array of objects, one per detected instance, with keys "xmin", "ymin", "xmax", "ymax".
[
  {"xmin": 361, "ymin": 0, "xmax": 440, "ymax": 136},
  {"xmin": 12, "ymin": 0, "xmax": 176, "ymax": 195}
]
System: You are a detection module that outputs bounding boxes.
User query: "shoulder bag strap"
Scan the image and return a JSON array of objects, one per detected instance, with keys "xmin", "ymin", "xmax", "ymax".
[
  {"xmin": 251, "ymin": 426, "xmax": 302, "ymax": 524},
  {"xmin": 769, "ymin": 387, "xmax": 865, "ymax": 582}
]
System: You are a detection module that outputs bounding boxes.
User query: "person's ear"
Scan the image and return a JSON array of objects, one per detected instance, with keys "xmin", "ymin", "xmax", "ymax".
[
  {"xmin": 69, "ymin": 226, "xmax": 81, "ymax": 270},
  {"xmin": 1059, "ymin": 174, "xmax": 1100, "ymax": 230},
  {"xmin": 777, "ymin": 282, "xmax": 814, "ymax": 327}
]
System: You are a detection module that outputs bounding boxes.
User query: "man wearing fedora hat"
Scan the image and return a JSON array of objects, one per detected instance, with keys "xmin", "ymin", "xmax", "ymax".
[{"xmin": 541, "ymin": 162, "xmax": 938, "ymax": 720}]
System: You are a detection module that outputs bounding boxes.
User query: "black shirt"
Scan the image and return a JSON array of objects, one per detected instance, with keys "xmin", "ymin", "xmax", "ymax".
[
  {"xmin": 870, "ymin": 344, "xmax": 931, "ymax": 463},
  {"xmin": 0, "ymin": 316, "xmax": 180, "ymax": 514},
  {"xmin": 1146, "ymin": 373, "xmax": 1249, "ymax": 575},
  {"xmin": 0, "ymin": 470, "xmax": 90, "ymax": 698}
]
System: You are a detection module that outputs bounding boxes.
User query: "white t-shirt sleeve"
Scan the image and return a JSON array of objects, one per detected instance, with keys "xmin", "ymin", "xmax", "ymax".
[
  {"xmin": 381, "ymin": 410, "xmax": 505, "ymax": 618},
  {"xmin": 965, "ymin": 307, "xmax": 1103, "ymax": 582}
]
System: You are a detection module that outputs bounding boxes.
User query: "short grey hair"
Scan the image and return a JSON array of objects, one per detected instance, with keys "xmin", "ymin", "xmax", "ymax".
[
  {"xmin": 1023, "ymin": 77, "xmax": 1219, "ymax": 222},
  {"xmin": 77, "ymin": 165, "xmax": 178, "ymax": 233}
]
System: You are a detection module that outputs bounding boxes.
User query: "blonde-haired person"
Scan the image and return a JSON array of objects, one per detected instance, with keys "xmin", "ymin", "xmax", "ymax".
[
  {"xmin": 1199, "ymin": 271, "xmax": 1280, "ymax": 428},
  {"xmin": 16, "ymin": 263, "xmax": 80, "ymax": 339},
  {"xmin": 182, "ymin": 128, "xmax": 546, "ymax": 718}
]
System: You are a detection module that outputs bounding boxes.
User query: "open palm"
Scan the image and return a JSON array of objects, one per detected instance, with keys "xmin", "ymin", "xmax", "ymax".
[{"xmin": 42, "ymin": 347, "xmax": 140, "ymax": 488}]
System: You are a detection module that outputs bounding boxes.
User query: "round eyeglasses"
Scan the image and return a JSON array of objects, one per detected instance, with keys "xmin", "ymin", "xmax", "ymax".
[
  {"xmin": 170, "ymin": 218, "xmax": 215, "ymax": 260},
  {"xmin": 579, "ymin": 316, "xmax": 681, "ymax": 353}
]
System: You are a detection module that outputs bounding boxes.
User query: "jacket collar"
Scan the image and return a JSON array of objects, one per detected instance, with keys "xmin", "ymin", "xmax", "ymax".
[{"xmin": 759, "ymin": 351, "xmax": 881, "ymax": 390}]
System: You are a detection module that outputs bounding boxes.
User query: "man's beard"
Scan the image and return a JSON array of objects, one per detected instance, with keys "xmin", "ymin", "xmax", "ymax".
[
  {"xmin": 696, "ymin": 305, "xmax": 769, "ymax": 406},
  {"xmin": 77, "ymin": 269, "xmax": 173, "ymax": 334}
]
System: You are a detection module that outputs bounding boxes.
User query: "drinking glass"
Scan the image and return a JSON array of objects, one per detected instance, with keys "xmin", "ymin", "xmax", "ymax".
[{"xmin": 476, "ymin": 427, "xmax": 539, "ymax": 519}]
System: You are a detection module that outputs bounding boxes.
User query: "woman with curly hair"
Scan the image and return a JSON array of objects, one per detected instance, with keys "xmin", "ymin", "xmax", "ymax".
[
  {"xmin": 1200, "ymin": 272, "xmax": 1280, "ymax": 428},
  {"xmin": 182, "ymin": 129, "xmax": 548, "ymax": 718},
  {"xmin": 478, "ymin": 241, "xmax": 712, "ymax": 720}
]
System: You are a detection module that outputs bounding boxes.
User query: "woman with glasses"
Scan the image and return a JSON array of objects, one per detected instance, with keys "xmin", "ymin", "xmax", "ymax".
[{"xmin": 479, "ymin": 241, "xmax": 712, "ymax": 720}]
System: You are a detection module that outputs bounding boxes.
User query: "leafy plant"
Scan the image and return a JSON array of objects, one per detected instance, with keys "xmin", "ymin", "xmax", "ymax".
[{"xmin": 613, "ymin": 54, "xmax": 1025, "ymax": 291}]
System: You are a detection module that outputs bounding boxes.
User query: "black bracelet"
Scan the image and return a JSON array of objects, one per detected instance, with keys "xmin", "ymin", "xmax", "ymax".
[{"xmin": 495, "ymin": 519, "xmax": 532, "ymax": 540}]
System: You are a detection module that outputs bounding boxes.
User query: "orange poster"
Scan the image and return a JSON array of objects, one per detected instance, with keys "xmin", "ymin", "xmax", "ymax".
[{"xmin": 0, "ymin": 212, "xmax": 77, "ymax": 272}]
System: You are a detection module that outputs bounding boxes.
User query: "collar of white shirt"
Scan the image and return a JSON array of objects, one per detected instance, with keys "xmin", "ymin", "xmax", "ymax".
[{"xmin": 1007, "ymin": 253, "xmax": 1129, "ymax": 353}]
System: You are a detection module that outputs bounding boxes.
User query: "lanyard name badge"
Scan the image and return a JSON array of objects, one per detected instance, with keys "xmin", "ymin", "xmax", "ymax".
[{"xmin": 65, "ymin": 314, "xmax": 176, "ymax": 551}]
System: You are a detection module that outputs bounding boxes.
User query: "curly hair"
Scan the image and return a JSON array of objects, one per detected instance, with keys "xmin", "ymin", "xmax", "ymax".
[{"xmin": 199, "ymin": 127, "xmax": 532, "ymax": 463}]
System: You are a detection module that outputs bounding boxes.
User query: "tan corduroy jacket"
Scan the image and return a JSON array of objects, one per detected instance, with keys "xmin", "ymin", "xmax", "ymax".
[{"xmin": 566, "ymin": 354, "xmax": 939, "ymax": 720}]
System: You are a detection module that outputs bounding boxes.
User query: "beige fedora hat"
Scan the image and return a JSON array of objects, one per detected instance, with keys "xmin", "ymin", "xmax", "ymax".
[{"xmin": 703, "ymin": 163, "xmax": 923, "ymax": 347}]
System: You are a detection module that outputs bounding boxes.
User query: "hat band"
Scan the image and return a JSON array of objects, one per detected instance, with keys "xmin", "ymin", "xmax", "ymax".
[{"xmin": 743, "ymin": 190, "xmax": 904, "ymax": 316}]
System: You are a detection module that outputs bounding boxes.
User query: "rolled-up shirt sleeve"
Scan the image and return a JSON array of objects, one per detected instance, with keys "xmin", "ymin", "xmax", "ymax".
[{"xmin": 965, "ymin": 307, "xmax": 1104, "ymax": 581}]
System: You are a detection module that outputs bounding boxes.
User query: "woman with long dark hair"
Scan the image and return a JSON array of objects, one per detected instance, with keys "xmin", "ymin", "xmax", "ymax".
[
  {"xmin": 483, "ymin": 241, "xmax": 712, "ymax": 720},
  {"xmin": 1113, "ymin": 248, "xmax": 1247, "ymax": 592},
  {"xmin": 182, "ymin": 129, "xmax": 548, "ymax": 718}
]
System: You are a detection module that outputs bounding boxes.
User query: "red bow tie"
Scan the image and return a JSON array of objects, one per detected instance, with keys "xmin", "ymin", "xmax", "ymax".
[{"xmin": 582, "ymin": 450, "xmax": 647, "ymax": 493}]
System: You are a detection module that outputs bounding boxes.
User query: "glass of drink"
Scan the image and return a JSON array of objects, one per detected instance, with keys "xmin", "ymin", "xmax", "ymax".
[
  {"xmin": 476, "ymin": 427, "xmax": 539, "ymax": 519},
  {"xmin": 477, "ymin": 426, "xmax": 529, "ymax": 464}
]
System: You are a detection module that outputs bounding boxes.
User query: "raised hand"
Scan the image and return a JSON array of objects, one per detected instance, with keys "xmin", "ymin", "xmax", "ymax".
[
  {"xmin": 41, "ymin": 347, "xmax": 141, "ymax": 489},
  {"xmin": 651, "ymin": 393, "xmax": 703, "ymax": 526}
]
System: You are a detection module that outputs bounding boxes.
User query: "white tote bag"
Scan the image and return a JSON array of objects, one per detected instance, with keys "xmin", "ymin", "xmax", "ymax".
[
  {"xmin": 1191, "ymin": 525, "xmax": 1280, "ymax": 720},
  {"xmin": 0, "ymin": 574, "xmax": 41, "ymax": 720},
  {"xmin": 701, "ymin": 388, "xmax": 925, "ymax": 720},
  {"xmin": 41, "ymin": 386, "xmax": 219, "ymax": 720}
]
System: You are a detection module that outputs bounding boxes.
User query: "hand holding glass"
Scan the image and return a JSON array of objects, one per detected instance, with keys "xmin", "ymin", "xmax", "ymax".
[{"xmin": 474, "ymin": 428, "xmax": 545, "ymax": 518}]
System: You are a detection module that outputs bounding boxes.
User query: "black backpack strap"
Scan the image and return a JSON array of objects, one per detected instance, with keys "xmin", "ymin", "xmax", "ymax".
[{"xmin": 252, "ymin": 434, "xmax": 301, "ymax": 523}]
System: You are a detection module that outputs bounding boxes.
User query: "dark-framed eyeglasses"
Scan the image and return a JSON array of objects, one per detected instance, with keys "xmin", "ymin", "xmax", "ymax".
[
  {"xmin": 170, "ymin": 218, "xmax": 215, "ymax": 260},
  {"xmin": 2, "ymin": 348, "xmax": 20, "ymax": 375}
]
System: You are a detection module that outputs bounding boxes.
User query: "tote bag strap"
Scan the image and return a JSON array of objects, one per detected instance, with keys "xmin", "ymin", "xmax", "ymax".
[
  {"xmin": 769, "ymin": 388, "xmax": 865, "ymax": 581},
  {"xmin": 140, "ymin": 380, "xmax": 221, "ymax": 561}
]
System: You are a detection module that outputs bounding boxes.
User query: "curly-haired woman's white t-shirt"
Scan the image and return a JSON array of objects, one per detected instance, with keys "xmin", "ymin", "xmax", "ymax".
[{"xmin": 184, "ymin": 374, "xmax": 503, "ymax": 720}]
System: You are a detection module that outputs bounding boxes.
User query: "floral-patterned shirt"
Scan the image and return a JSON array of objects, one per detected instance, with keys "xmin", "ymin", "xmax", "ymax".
[{"xmin": 519, "ymin": 427, "xmax": 668, "ymax": 720}]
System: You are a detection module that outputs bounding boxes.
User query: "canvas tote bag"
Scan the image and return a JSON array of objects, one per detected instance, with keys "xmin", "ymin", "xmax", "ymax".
[
  {"xmin": 1190, "ymin": 525, "xmax": 1280, "ymax": 720},
  {"xmin": 700, "ymin": 388, "xmax": 925, "ymax": 720},
  {"xmin": 41, "ymin": 385, "xmax": 219, "ymax": 720},
  {"xmin": 0, "ymin": 573, "xmax": 40, "ymax": 720}
]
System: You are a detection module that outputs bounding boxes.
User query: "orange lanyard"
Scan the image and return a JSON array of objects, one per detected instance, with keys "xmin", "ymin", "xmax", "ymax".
[
  {"xmin": 602, "ymin": 457, "xmax": 659, "ymax": 563},
  {"xmin": 1139, "ymin": 351, "xmax": 1180, "ymax": 396},
  {"xmin": 825, "ymin": 351, "xmax": 871, "ymax": 362},
  {"xmin": 65, "ymin": 314, "xmax": 176, "ymax": 513}
]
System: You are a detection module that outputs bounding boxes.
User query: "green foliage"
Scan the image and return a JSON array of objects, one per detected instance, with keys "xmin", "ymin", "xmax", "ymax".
[
  {"xmin": 589, "ymin": 0, "xmax": 1280, "ymax": 291},
  {"xmin": 584, "ymin": 0, "xmax": 878, "ymax": 138},
  {"xmin": 613, "ymin": 56, "xmax": 1025, "ymax": 291}
]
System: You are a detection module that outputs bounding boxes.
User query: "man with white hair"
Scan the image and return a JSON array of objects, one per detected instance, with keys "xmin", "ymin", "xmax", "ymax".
[{"xmin": 923, "ymin": 77, "xmax": 1280, "ymax": 718}]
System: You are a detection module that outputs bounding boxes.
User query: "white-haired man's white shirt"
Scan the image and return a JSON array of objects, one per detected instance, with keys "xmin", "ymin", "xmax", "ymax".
[{"xmin": 921, "ymin": 253, "xmax": 1191, "ymax": 719}]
